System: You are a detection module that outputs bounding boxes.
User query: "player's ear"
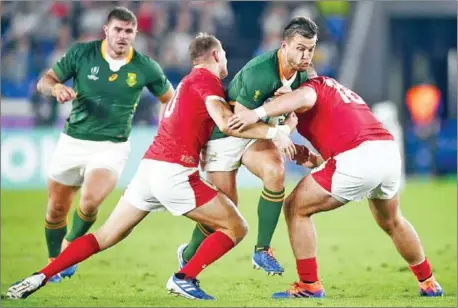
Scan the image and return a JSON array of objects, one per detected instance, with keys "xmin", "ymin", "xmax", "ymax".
[
  {"xmin": 212, "ymin": 49, "xmax": 220, "ymax": 63},
  {"xmin": 103, "ymin": 24, "xmax": 109, "ymax": 37}
]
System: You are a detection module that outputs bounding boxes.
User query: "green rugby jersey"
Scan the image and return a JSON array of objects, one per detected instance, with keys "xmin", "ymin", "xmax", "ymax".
[
  {"xmin": 53, "ymin": 40, "xmax": 171, "ymax": 142},
  {"xmin": 210, "ymin": 49, "xmax": 308, "ymax": 140}
]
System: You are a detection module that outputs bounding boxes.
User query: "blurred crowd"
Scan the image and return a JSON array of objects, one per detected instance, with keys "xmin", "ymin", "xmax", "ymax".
[{"xmin": 1, "ymin": 0, "xmax": 351, "ymax": 126}]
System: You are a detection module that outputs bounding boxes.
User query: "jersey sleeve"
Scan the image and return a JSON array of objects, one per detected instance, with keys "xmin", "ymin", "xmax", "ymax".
[
  {"xmin": 144, "ymin": 58, "xmax": 172, "ymax": 97},
  {"xmin": 52, "ymin": 43, "xmax": 84, "ymax": 82},
  {"xmin": 194, "ymin": 77, "xmax": 226, "ymax": 104},
  {"xmin": 233, "ymin": 68, "xmax": 272, "ymax": 110}
]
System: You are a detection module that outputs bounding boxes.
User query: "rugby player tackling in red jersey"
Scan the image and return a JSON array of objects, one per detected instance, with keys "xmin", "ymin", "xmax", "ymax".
[
  {"xmin": 228, "ymin": 67, "xmax": 443, "ymax": 298},
  {"xmin": 6, "ymin": 33, "xmax": 297, "ymax": 301}
]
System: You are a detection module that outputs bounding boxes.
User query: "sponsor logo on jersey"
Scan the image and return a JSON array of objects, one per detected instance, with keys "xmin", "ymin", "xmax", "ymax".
[
  {"xmin": 126, "ymin": 73, "xmax": 137, "ymax": 87},
  {"xmin": 109, "ymin": 74, "xmax": 118, "ymax": 82},
  {"xmin": 88, "ymin": 66, "xmax": 99, "ymax": 80},
  {"xmin": 253, "ymin": 89, "xmax": 261, "ymax": 101}
]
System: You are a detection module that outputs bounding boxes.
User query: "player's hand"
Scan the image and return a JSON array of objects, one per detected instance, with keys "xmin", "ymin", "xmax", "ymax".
[
  {"xmin": 274, "ymin": 85, "xmax": 292, "ymax": 97},
  {"xmin": 53, "ymin": 84, "xmax": 77, "ymax": 104},
  {"xmin": 284, "ymin": 112, "xmax": 298, "ymax": 131},
  {"xmin": 273, "ymin": 130, "xmax": 296, "ymax": 160},
  {"xmin": 294, "ymin": 145, "xmax": 320, "ymax": 169},
  {"xmin": 293, "ymin": 144, "xmax": 311, "ymax": 165},
  {"xmin": 228, "ymin": 110, "xmax": 258, "ymax": 131}
]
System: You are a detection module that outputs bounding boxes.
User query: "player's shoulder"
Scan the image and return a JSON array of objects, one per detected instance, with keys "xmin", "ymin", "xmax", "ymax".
[
  {"xmin": 132, "ymin": 50, "xmax": 163, "ymax": 71},
  {"xmin": 241, "ymin": 49, "xmax": 278, "ymax": 76},
  {"xmin": 301, "ymin": 76, "xmax": 328, "ymax": 88},
  {"xmin": 67, "ymin": 40, "xmax": 100, "ymax": 57}
]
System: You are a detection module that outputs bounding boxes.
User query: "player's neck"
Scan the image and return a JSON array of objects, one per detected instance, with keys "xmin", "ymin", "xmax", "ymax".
[
  {"xmin": 194, "ymin": 63, "xmax": 220, "ymax": 78},
  {"xmin": 278, "ymin": 49, "xmax": 296, "ymax": 80},
  {"xmin": 103, "ymin": 40, "xmax": 131, "ymax": 60}
]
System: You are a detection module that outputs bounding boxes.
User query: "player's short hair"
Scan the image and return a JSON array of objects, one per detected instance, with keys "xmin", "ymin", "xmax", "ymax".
[
  {"xmin": 283, "ymin": 17, "xmax": 318, "ymax": 40},
  {"xmin": 189, "ymin": 32, "xmax": 221, "ymax": 64},
  {"xmin": 106, "ymin": 6, "xmax": 137, "ymax": 25}
]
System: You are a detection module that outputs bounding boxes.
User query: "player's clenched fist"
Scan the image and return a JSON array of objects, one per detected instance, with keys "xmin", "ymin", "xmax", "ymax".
[{"xmin": 52, "ymin": 83, "xmax": 77, "ymax": 104}]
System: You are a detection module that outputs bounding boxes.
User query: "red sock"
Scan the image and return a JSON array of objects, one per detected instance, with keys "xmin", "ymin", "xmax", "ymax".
[
  {"xmin": 296, "ymin": 257, "xmax": 319, "ymax": 283},
  {"xmin": 179, "ymin": 231, "xmax": 234, "ymax": 279},
  {"xmin": 409, "ymin": 258, "xmax": 432, "ymax": 282},
  {"xmin": 40, "ymin": 234, "xmax": 100, "ymax": 282}
]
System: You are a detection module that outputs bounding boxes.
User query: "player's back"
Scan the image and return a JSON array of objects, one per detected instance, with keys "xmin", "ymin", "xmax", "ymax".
[
  {"xmin": 145, "ymin": 68, "xmax": 225, "ymax": 167},
  {"xmin": 297, "ymin": 76, "xmax": 393, "ymax": 160}
]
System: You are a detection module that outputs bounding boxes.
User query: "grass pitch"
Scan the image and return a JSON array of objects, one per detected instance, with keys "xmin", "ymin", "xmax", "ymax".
[{"xmin": 1, "ymin": 179, "xmax": 456, "ymax": 307}]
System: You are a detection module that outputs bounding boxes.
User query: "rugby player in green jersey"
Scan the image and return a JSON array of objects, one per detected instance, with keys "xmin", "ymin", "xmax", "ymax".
[
  {"xmin": 178, "ymin": 17, "xmax": 318, "ymax": 275},
  {"xmin": 36, "ymin": 7, "xmax": 174, "ymax": 282}
]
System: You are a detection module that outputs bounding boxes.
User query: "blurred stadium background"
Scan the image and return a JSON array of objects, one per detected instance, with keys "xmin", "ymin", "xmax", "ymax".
[{"xmin": 1, "ymin": 1, "xmax": 456, "ymax": 306}]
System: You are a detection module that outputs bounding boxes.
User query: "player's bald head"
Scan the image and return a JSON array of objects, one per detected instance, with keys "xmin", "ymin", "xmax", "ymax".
[
  {"xmin": 189, "ymin": 33, "xmax": 222, "ymax": 65},
  {"xmin": 283, "ymin": 17, "xmax": 318, "ymax": 41}
]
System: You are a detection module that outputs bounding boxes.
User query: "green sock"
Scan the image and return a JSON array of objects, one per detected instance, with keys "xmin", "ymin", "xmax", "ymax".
[
  {"xmin": 182, "ymin": 223, "xmax": 213, "ymax": 262},
  {"xmin": 256, "ymin": 187, "xmax": 285, "ymax": 249},
  {"xmin": 65, "ymin": 207, "xmax": 97, "ymax": 242},
  {"xmin": 45, "ymin": 220, "xmax": 67, "ymax": 258}
]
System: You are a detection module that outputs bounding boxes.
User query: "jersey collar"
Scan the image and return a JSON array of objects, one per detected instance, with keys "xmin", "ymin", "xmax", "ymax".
[
  {"xmin": 101, "ymin": 39, "xmax": 134, "ymax": 64},
  {"xmin": 277, "ymin": 49, "xmax": 297, "ymax": 87}
]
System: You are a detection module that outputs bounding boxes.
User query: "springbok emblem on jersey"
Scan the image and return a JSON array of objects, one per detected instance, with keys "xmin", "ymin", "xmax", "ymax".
[
  {"xmin": 253, "ymin": 89, "xmax": 261, "ymax": 101},
  {"xmin": 126, "ymin": 73, "xmax": 137, "ymax": 87},
  {"xmin": 87, "ymin": 66, "xmax": 99, "ymax": 80}
]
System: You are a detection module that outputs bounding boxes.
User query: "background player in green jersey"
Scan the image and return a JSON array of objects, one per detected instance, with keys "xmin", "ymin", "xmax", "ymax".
[
  {"xmin": 35, "ymin": 6, "xmax": 174, "ymax": 283},
  {"xmin": 179, "ymin": 17, "xmax": 318, "ymax": 275}
]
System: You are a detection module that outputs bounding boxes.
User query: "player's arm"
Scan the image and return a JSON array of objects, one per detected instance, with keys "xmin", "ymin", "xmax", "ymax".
[
  {"xmin": 228, "ymin": 86, "xmax": 317, "ymax": 131},
  {"xmin": 37, "ymin": 43, "xmax": 81, "ymax": 103},
  {"xmin": 157, "ymin": 87, "xmax": 174, "ymax": 122},
  {"xmin": 294, "ymin": 144, "xmax": 324, "ymax": 168},
  {"xmin": 205, "ymin": 97, "xmax": 296, "ymax": 159},
  {"xmin": 144, "ymin": 58, "xmax": 175, "ymax": 124}
]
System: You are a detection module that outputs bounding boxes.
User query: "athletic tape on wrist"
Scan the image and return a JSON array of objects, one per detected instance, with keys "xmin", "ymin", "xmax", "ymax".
[{"xmin": 255, "ymin": 106, "xmax": 267, "ymax": 119}]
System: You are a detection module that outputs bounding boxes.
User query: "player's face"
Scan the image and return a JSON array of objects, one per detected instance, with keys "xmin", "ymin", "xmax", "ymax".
[
  {"xmin": 216, "ymin": 45, "xmax": 228, "ymax": 79},
  {"xmin": 283, "ymin": 34, "xmax": 317, "ymax": 72},
  {"xmin": 104, "ymin": 19, "xmax": 137, "ymax": 56}
]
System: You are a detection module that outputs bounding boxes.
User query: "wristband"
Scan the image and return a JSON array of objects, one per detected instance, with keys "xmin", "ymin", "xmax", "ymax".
[
  {"xmin": 266, "ymin": 126, "xmax": 278, "ymax": 139},
  {"xmin": 254, "ymin": 106, "xmax": 267, "ymax": 119},
  {"xmin": 277, "ymin": 124, "xmax": 292, "ymax": 135}
]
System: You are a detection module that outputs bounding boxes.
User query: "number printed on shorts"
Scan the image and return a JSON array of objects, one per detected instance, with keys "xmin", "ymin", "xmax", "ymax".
[
  {"xmin": 325, "ymin": 78, "xmax": 365, "ymax": 105},
  {"xmin": 164, "ymin": 82, "xmax": 183, "ymax": 118}
]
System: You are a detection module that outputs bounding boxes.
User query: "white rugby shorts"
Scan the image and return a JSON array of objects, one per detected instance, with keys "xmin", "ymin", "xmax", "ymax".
[
  {"xmin": 48, "ymin": 133, "xmax": 130, "ymax": 186},
  {"xmin": 123, "ymin": 159, "xmax": 218, "ymax": 216},
  {"xmin": 311, "ymin": 140, "xmax": 402, "ymax": 202}
]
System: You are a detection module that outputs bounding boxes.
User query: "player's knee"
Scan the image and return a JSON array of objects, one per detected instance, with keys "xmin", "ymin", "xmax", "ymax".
[
  {"xmin": 377, "ymin": 215, "xmax": 403, "ymax": 235},
  {"xmin": 46, "ymin": 198, "xmax": 70, "ymax": 221},
  {"xmin": 284, "ymin": 194, "xmax": 317, "ymax": 218},
  {"xmin": 227, "ymin": 216, "xmax": 248, "ymax": 244},
  {"xmin": 80, "ymin": 192, "xmax": 104, "ymax": 214},
  {"xmin": 261, "ymin": 162, "xmax": 285, "ymax": 187}
]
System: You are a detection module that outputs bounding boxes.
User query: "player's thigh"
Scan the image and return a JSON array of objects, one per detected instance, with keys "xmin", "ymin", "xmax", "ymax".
[
  {"xmin": 94, "ymin": 197, "xmax": 150, "ymax": 250},
  {"xmin": 80, "ymin": 168, "xmax": 118, "ymax": 207},
  {"xmin": 184, "ymin": 191, "xmax": 247, "ymax": 241},
  {"xmin": 285, "ymin": 174, "xmax": 343, "ymax": 219},
  {"xmin": 368, "ymin": 193, "xmax": 401, "ymax": 229},
  {"xmin": 206, "ymin": 170, "xmax": 238, "ymax": 205},
  {"xmin": 241, "ymin": 139, "xmax": 284, "ymax": 180},
  {"xmin": 46, "ymin": 178, "xmax": 79, "ymax": 217},
  {"xmin": 48, "ymin": 133, "xmax": 87, "ymax": 187},
  {"xmin": 200, "ymin": 136, "xmax": 252, "ymax": 172}
]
